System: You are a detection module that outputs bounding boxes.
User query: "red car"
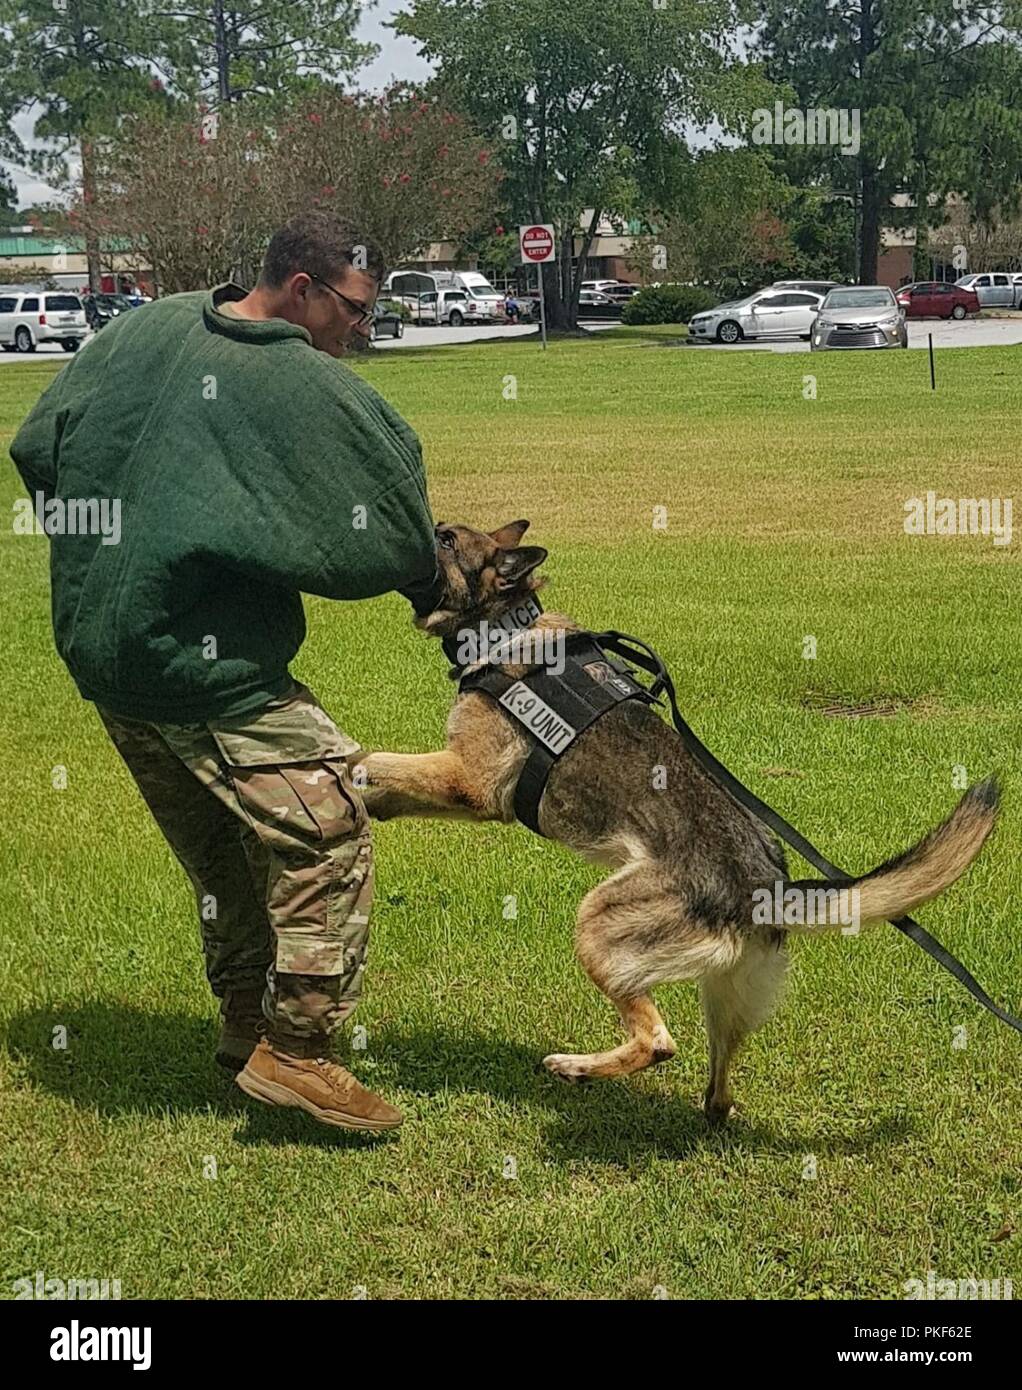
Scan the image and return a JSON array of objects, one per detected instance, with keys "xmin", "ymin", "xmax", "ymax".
[{"xmin": 896, "ymin": 281, "xmax": 980, "ymax": 320}]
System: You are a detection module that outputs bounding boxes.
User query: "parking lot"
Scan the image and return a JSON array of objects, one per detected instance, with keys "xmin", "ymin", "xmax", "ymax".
[
  {"xmin": 681, "ymin": 314, "xmax": 1022, "ymax": 352},
  {"xmin": 4, "ymin": 313, "xmax": 1020, "ymax": 362}
]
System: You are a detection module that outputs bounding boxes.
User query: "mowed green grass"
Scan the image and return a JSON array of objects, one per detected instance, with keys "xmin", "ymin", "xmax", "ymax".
[{"xmin": 1, "ymin": 330, "xmax": 1020, "ymax": 1301}]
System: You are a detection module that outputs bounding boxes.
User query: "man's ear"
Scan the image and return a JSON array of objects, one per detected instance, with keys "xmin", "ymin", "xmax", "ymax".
[
  {"xmin": 495, "ymin": 545, "xmax": 547, "ymax": 589},
  {"xmin": 489, "ymin": 519, "xmax": 530, "ymax": 548}
]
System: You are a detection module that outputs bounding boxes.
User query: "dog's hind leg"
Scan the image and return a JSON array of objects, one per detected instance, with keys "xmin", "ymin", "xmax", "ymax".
[
  {"xmin": 699, "ymin": 935, "xmax": 788, "ymax": 1124},
  {"xmin": 542, "ymin": 863, "xmax": 723, "ymax": 1084}
]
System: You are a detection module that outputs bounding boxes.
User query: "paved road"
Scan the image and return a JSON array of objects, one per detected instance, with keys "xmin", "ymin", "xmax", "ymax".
[
  {"xmin": 374, "ymin": 316, "xmax": 1022, "ymax": 351},
  {"xmin": 0, "ymin": 320, "xmax": 624, "ymax": 363},
  {"xmin": 373, "ymin": 322, "xmax": 539, "ymax": 349},
  {"xmin": 3, "ymin": 315, "xmax": 1019, "ymax": 364},
  {"xmin": 374, "ymin": 321, "xmax": 620, "ymax": 347}
]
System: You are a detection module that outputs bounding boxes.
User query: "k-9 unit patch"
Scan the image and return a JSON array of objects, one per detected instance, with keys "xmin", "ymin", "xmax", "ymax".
[{"xmin": 498, "ymin": 681, "xmax": 577, "ymax": 753}]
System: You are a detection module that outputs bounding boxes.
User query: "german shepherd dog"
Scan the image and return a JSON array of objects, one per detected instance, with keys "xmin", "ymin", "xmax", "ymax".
[{"xmin": 355, "ymin": 521, "xmax": 998, "ymax": 1121}]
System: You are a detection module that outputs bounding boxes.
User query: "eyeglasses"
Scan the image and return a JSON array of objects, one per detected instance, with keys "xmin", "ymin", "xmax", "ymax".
[{"xmin": 307, "ymin": 273, "xmax": 374, "ymax": 327}]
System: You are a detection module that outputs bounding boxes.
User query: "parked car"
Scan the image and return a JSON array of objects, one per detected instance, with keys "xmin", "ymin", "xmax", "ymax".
[
  {"xmin": 413, "ymin": 288, "xmax": 495, "ymax": 326},
  {"xmin": 602, "ymin": 283, "xmax": 642, "ymax": 301},
  {"xmin": 810, "ymin": 285, "xmax": 908, "ymax": 350},
  {"xmin": 84, "ymin": 292, "xmax": 136, "ymax": 331},
  {"xmin": 688, "ymin": 288, "xmax": 824, "ymax": 344},
  {"xmin": 371, "ymin": 303, "xmax": 404, "ymax": 339},
  {"xmin": 581, "ymin": 279, "xmax": 627, "ymax": 295},
  {"xmin": 896, "ymin": 281, "xmax": 979, "ymax": 320},
  {"xmin": 0, "ymin": 290, "xmax": 88, "ymax": 352},
  {"xmin": 576, "ymin": 289, "xmax": 624, "ymax": 320},
  {"xmin": 770, "ymin": 279, "xmax": 841, "ymax": 297},
  {"xmin": 954, "ymin": 272, "xmax": 1018, "ymax": 308}
]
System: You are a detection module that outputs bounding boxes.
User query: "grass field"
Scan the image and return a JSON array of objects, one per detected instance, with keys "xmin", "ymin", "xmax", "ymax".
[{"xmin": 2, "ymin": 328, "xmax": 1020, "ymax": 1301}]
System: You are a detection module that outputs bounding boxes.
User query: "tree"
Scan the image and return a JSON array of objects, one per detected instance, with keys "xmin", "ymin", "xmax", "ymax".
[
  {"xmin": 927, "ymin": 196, "xmax": 1022, "ymax": 272},
  {"xmin": 646, "ymin": 148, "xmax": 794, "ymax": 297},
  {"xmin": 0, "ymin": 3, "xmax": 379, "ymax": 290},
  {"xmin": 0, "ymin": 1, "xmax": 178, "ymax": 289},
  {"xmin": 8, "ymin": 201, "xmax": 66, "ymax": 231},
  {"xmin": 80, "ymin": 106, "xmax": 275, "ymax": 292},
  {"xmin": 266, "ymin": 85, "xmax": 501, "ymax": 267},
  {"xmin": 631, "ymin": 147, "xmax": 859, "ymax": 297},
  {"xmin": 783, "ymin": 187, "xmax": 857, "ymax": 284},
  {"xmin": 0, "ymin": 170, "xmax": 19, "ymax": 225},
  {"xmin": 448, "ymin": 226, "xmax": 518, "ymax": 282},
  {"xmin": 159, "ymin": 1, "xmax": 377, "ymax": 105},
  {"xmin": 755, "ymin": 1, "xmax": 1022, "ymax": 283},
  {"xmin": 393, "ymin": 0, "xmax": 771, "ymax": 329},
  {"xmin": 82, "ymin": 87, "xmax": 499, "ymax": 292}
]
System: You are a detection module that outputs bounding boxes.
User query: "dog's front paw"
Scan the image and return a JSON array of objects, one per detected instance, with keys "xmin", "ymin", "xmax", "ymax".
[{"xmin": 350, "ymin": 754, "xmax": 395, "ymax": 819}]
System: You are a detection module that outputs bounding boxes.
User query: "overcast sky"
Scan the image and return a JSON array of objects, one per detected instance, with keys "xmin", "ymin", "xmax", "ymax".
[{"xmin": 5, "ymin": 2, "xmax": 433, "ymax": 210}]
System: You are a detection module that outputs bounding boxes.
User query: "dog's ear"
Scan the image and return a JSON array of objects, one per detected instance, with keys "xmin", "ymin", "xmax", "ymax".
[
  {"xmin": 495, "ymin": 545, "xmax": 547, "ymax": 589},
  {"xmin": 489, "ymin": 519, "xmax": 530, "ymax": 548}
]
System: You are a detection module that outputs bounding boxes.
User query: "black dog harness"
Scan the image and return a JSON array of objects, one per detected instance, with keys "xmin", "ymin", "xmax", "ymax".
[
  {"xmin": 459, "ymin": 629, "xmax": 657, "ymax": 832},
  {"xmin": 442, "ymin": 598, "xmax": 1022, "ymax": 1036}
]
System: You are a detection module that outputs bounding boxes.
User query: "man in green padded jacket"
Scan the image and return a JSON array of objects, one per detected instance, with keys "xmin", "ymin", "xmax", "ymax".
[{"xmin": 9, "ymin": 211, "xmax": 444, "ymax": 1132}]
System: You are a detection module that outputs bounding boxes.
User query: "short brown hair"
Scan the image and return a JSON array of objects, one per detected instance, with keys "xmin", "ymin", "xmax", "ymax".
[{"xmin": 259, "ymin": 211, "xmax": 385, "ymax": 288}]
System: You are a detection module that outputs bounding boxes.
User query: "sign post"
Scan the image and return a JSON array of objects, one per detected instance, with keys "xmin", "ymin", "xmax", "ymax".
[{"xmin": 519, "ymin": 223, "xmax": 555, "ymax": 350}]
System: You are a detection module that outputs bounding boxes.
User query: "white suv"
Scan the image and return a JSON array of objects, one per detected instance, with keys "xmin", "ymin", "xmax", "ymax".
[{"xmin": 0, "ymin": 290, "xmax": 89, "ymax": 352}]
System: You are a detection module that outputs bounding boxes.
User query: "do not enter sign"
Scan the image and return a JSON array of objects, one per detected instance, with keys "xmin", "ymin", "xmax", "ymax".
[{"xmin": 519, "ymin": 224, "xmax": 555, "ymax": 263}]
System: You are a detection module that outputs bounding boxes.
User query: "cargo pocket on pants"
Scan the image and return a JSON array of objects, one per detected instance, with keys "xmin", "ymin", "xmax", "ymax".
[
  {"xmin": 207, "ymin": 710, "xmax": 365, "ymax": 854},
  {"xmin": 210, "ymin": 749, "xmax": 361, "ymax": 853}
]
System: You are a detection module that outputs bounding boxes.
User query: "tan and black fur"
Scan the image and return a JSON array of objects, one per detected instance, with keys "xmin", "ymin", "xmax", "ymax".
[{"xmin": 356, "ymin": 521, "xmax": 998, "ymax": 1121}]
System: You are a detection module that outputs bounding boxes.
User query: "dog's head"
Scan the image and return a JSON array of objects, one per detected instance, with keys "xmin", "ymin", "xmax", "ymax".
[{"xmin": 417, "ymin": 519, "xmax": 548, "ymax": 636}]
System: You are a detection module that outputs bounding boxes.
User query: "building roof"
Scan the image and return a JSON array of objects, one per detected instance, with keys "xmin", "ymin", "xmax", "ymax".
[{"xmin": 0, "ymin": 233, "xmax": 135, "ymax": 256}]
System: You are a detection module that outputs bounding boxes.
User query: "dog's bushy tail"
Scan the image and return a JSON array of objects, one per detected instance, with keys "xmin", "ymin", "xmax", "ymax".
[{"xmin": 758, "ymin": 778, "xmax": 998, "ymax": 935}]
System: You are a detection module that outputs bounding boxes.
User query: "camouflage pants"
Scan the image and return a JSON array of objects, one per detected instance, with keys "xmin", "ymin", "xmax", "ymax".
[{"xmin": 96, "ymin": 681, "xmax": 373, "ymax": 1041}]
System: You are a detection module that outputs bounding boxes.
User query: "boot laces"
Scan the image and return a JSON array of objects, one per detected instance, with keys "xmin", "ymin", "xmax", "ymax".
[{"xmin": 313, "ymin": 1056, "xmax": 356, "ymax": 1099}]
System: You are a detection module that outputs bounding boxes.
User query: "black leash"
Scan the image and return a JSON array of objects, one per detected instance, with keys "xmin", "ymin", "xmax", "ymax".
[{"xmin": 592, "ymin": 629, "xmax": 1022, "ymax": 1037}]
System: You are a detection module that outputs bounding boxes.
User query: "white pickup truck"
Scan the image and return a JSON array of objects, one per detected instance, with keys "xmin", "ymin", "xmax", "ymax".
[{"xmin": 954, "ymin": 272, "xmax": 1022, "ymax": 309}]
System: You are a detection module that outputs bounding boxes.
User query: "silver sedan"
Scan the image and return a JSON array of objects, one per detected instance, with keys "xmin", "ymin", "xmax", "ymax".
[
  {"xmin": 688, "ymin": 289, "xmax": 825, "ymax": 344},
  {"xmin": 810, "ymin": 286, "xmax": 908, "ymax": 350}
]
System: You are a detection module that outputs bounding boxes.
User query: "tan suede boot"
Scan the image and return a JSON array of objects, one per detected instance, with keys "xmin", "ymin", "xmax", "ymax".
[
  {"xmin": 236, "ymin": 1038, "xmax": 403, "ymax": 1131},
  {"xmin": 215, "ymin": 987, "xmax": 267, "ymax": 1072}
]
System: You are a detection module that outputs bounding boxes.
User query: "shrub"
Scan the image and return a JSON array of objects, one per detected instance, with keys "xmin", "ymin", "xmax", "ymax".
[
  {"xmin": 377, "ymin": 297, "xmax": 410, "ymax": 321},
  {"xmin": 621, "ymin": 283, "xmax": 718, "ymax": 325},
  {"xmin": 0, "ymin": 265, "xmax": 58, "ymax": 288}
]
